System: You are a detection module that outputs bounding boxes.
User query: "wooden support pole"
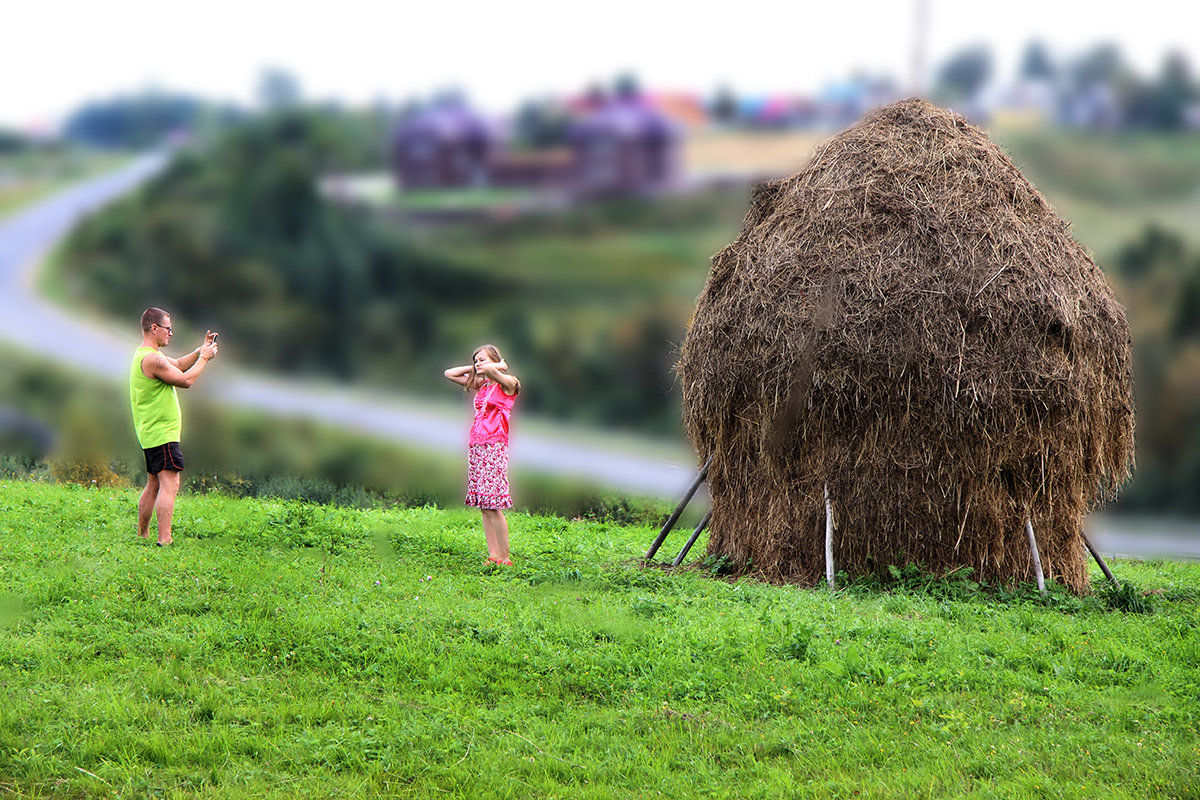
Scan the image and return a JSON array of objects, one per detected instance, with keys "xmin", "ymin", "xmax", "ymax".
[
  {"xmin": 1025, "ymin": 518, "xmax": 1046, "ymax": 596},
  {"xmin": 644, "ymin": 454, "xmax": 712, "ymax": 561},
  {"xmin": 824, "ymin": 482, "xmax": 836, "ymax": 590},
  {"xmin": 672, "ymin": 508, "xmax": 713, "ymax": 567},
  {"xmin": 1081, "ymin": 530, "xmax": 1120, "ymax": 588}
]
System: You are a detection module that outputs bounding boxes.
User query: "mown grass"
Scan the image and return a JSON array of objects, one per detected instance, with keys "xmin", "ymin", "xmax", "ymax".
[{"xmin": 1, "ymin": 480, "xmax": 1197, "ymax": 798}]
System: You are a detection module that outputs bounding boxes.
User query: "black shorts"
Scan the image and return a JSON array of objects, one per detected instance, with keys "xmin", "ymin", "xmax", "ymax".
[{"xmin": 143, "ymin": 442, "xmax": 185, "ymax": 474}]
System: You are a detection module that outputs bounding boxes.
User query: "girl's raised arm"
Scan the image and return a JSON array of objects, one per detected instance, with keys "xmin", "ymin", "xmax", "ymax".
[
  {"xmin": 479, "ymin": 362, "xmax": 519, "ymax": 396},
  {"xmin": 444, "ymin": 364, "xmax": 474, "ymax": 388}
]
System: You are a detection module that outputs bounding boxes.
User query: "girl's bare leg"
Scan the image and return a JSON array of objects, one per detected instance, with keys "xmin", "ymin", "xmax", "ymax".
[{"xmin": 481, "ymin": 509, "xmax": 510, "ymax": 562}]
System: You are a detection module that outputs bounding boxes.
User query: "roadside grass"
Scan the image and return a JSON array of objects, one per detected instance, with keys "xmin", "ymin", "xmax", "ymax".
[
  {"xmin": 0, "ymin": 150, "xmax": 131, "ymax": 221},
  {"xmin": 1, "ymin": 480, "xmax": 1197, "ymax": 798}
]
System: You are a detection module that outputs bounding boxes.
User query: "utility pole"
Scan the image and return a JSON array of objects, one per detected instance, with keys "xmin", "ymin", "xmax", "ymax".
[{"xmin": 911, "ymin": 0, "xmax": 930, "ymax": 96}]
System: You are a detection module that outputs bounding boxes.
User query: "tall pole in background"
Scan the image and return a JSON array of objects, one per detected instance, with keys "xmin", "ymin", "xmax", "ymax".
[{"xmin": 911, "ymin": 0, "xmax": 930, "ymax": 96}]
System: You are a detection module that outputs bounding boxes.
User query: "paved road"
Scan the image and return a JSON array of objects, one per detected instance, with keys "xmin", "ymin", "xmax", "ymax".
[
  {"xmin": 3, "ymin": 158, "xmax": 1197, "ymax": 561},
  {"xmin": 0, "ymin": 155, "xmax": 699, "ymax": 499}
]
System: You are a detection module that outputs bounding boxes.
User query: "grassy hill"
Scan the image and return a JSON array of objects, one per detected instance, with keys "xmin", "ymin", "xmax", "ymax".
[{"xmin": 1, "ymin": 480, "xmax": 1197, "ymax": 798}]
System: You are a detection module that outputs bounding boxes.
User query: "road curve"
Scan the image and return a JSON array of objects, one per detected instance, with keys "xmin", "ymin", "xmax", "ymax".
[
  {"xmin": 3, "ymin": 158, "xmax": 1198, "ymax": 561},
  {"xmin": 0, "ymin": 155, "xmax": 700, "ymax": 499}
]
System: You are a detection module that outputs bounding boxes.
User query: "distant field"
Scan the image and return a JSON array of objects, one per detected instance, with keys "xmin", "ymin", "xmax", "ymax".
[
  {"xmin": 412, "ymin": 126, "xmax": 1200, "ymax": 289},
  {"xmin": 683, "ymin": 129, "xmax": 826, "ymax": 176},
  {"xmin": 997, "ymin": 129, "xmax": 1200, "ymax": 259},
  {"xmin": 684, "ymin": 126, "xmax": 1200, "ymax": 264},
  {"xmin": 2, "ymin": 479, "xmax": 1197, "ymax": 798},
  {"xmin": 0, "ymin": 150, "xmax": 129, "ymax": 220}
]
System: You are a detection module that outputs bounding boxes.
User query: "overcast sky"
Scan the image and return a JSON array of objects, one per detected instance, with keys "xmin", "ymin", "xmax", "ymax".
[{"xmin": 3, "ymin": 0, "xmax": 1196, "ymax": 129}]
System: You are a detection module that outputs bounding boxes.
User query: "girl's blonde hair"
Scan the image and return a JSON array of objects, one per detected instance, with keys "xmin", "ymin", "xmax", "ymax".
[{"xmin": 468, "ymin": 343, "xmax": 514, "ymax": 392}]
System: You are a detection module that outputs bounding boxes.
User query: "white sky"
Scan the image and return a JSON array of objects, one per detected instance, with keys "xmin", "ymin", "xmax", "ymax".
[{"xmin": 2, "ymin": 0, "xmax": 1197, "ymax": 130}]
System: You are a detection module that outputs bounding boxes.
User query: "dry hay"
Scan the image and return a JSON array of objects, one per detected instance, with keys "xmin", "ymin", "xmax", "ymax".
[{"xmin": 677, "ymin": 98, "xmax": 1134, "ymax": 593}]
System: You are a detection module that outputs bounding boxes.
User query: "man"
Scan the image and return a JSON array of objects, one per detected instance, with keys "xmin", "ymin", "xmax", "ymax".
[{"xmin": 130, "ymin": 307, "xmax": 218, "ymax": 546}]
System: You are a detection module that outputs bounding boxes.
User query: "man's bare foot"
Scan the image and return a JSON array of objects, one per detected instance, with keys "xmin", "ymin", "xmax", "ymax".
[{"xmin": 138, "ymin": 530, "xmax": 150, "ymax": 538}]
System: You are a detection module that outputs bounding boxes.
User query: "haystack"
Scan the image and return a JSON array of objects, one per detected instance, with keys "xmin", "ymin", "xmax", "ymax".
[{"xmin": 677, "ymin": 99, "xmax": 1134, "ymax": 593}]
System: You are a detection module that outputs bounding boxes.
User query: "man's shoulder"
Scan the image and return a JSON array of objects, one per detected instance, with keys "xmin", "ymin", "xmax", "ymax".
[{"xmin": 134, "ymin": 348, "xmax": 166, "ymax": 378}]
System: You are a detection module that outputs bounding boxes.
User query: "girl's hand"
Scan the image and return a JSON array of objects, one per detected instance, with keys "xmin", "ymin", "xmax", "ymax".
[{"xmin": 494, "ymin": 358, "xmax": 509, "ymax": 372}]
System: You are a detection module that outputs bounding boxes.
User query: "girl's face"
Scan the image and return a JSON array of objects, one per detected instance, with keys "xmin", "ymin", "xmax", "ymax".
[{"xmin": 473, "ymin": 349, "xmax": 494, "ymax": 372}]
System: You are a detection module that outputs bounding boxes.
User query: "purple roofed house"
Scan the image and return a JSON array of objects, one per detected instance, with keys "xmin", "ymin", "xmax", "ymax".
[
  {"xmin": 391, "ymin": 100, "xmax": 498, "ymax": 190},
  {"xmin": 390, "ymin": 95, "xmax": 682, "ymax": 197},
  {"xmin": 567, "ymin": 97, "xmax": 681, "ymax": 196}
]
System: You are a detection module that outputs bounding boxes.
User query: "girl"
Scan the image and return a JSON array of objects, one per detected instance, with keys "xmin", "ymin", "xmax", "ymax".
[{"xmin": 444, "ymin": 344, "xmax": 520, "ymax": 565}]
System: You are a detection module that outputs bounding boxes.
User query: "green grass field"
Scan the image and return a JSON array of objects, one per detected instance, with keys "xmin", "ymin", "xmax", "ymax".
[{"xmin": 1, "ymin": 480, "xmax": 1197, "ymax": 798}]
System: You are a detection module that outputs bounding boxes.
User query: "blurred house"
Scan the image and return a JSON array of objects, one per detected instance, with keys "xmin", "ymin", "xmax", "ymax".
[
  {"xmin": 391, "ymin": 96, "xmax": 681, "ymax": 196},
  {"xmin": 981, "ymin": 79, "xmax": 1057, "ymax": 129},
  {"xmin": 487, "ymin": 147, "xmax": 576, "ymax": 190},
  {"xmin": 713, "ymin": 78, "xmax": 899, "ymax": 132},
  {"xmin": 391, "ymin": 101, "xmax": 497, "ymax": 189},
  {"xmin": 568, "ymin": 98, "xmax": 681, "ymax": 195},
  {"xmin": 734, "ymin": 94, "xmax": 814, "ymax": 129},
  {"xmin": 1060, "ymin": 83, "xmax": 1122, "ymax": 130},
  {"xmin": 641, "ymin": 91, "xmax": 709, "ymax": 130},
  {"xmin": 814, "ymin": 76, "xmax": 903, "ymax": 128}
]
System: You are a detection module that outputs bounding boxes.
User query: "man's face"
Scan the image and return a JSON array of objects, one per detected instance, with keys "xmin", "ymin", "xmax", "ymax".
[{"xmin": 151, "ymin": 317, "xmax": 173, "ymax": 347}]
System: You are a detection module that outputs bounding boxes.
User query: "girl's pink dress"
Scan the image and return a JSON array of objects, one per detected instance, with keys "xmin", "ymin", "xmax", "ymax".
[{"xmin": 465, "ymin": 381, "xmax": 517, "ymax": 509}]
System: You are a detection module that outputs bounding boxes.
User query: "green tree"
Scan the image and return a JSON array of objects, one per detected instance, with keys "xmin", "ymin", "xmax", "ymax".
[
  {"xmin": 1114, "ymin": 224, "xmax": 1185, "ymax": 278},
  {"xmin": 258, "ymin": 68, "xmax": 303, "ymax": 110},
  {"xmin": 1067, "ymin": 43, "xmax": 1125, "ymax": 88},
  {"xmin": 1174, "ymin": 268, "xmax": 1200, "ymax": 340},
  {"xmin": 1140, "ymin": 51, "xmax": 1196, "ymax": 130},
  {"xmin": 710, "ymin": 86, "xmax": 738, "ymax": 125},
  {"xmin": 613, "ymin": 72, "xmax": 642, "ymax": 100},
  {"xmin": 513, "ymin": 100, "xmax": 570, "ymax": 149},
  {"xmin": 1017, "ymin": 40, "xmax": 1055, "ymax": 83},
  {"xmin": 62, "ymin": 92, "xmax": 240, "ymax": 148},
  {"xmin": 933, "ymin": 45, "xmax": 993, "ymax": 102}
]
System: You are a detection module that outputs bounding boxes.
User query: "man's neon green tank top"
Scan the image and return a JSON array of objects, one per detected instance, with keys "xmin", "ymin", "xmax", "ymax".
[{"xmin": 129, "ymin": 346, "xmax": 181, "ymax": 448}]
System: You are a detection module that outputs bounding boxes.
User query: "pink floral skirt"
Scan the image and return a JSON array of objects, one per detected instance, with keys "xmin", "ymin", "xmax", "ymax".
[{"xmin": 465, "ymin": 442, "xmax": 512, "ymax": 509}]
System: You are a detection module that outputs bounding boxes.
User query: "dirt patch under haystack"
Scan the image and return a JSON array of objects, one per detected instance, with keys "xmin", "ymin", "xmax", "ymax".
[{"xmin": 677, "ymin": 98, "xmax": 1134, "ymax": 593}]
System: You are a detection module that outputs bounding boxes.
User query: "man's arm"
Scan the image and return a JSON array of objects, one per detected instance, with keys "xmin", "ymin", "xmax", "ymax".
[
  {"xmin": 168, "ymin": 330, "xmax": 217, "ymax": 371},
  {"xmin": 168, "ymin": 348, "xmax": 201, "ymax": 371},
  {"xmin": 144, "ymin": 340, "xmax": 217, "ymax": 388}
]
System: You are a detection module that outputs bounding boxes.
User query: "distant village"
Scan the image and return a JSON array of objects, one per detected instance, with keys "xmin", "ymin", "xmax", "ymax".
[
  {"xmin": 389, "ymin": 79, "xmax": 902, "ymax": 198},
  {"xmin": 390, "ymin": 61, "xmax": 1200, "ymax": 199}
]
